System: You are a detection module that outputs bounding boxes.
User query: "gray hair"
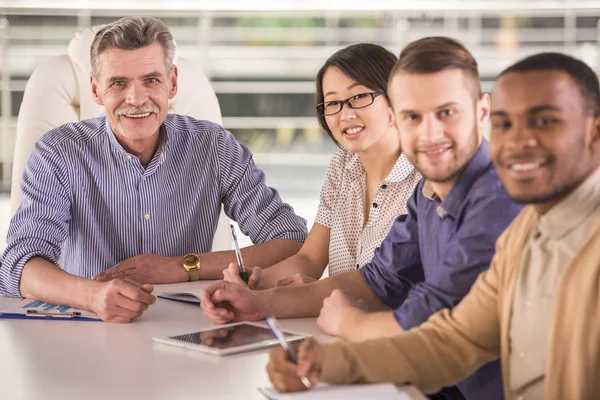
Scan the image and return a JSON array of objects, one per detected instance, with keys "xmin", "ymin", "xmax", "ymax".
[{"xmin": 90, "ymin": 16, "xmax": 176, "ymax": 78}]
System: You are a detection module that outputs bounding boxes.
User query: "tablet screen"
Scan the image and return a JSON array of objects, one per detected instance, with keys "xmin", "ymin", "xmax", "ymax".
[{"xmin": 167, "ymin": 323, "xmax": 295, "ymax": 350}]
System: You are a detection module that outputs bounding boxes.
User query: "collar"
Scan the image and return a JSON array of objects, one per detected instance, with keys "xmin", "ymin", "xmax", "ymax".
[
  {"xmin": 422, "ymin": 139, "xmax": 493, "ymax": 219},
  {"xmin": 537, "ymin": 165, "xmax": 600, "ymax": 240},
  {"xmin": 345, "ymin": 151, "xmax": 416, "ymax": 183}
]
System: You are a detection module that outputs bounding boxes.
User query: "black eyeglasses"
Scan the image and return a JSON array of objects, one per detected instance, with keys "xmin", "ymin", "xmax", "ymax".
[{"xmin": 316, "ymin": 92, "xmax": 384, "ymax": 116}]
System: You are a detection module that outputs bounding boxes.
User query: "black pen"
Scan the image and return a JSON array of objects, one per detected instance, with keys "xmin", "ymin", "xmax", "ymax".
[{"xmin": 229, "ymin": 224, "xmax": 249, "ymax": 284}]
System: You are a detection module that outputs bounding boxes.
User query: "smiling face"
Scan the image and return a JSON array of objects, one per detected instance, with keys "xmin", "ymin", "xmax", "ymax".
[
  {"xmin": 321, "ymin": 66, "xmax": 396, "ymax": 154},
  {"xmin": 489, "ymin": 70, "xmax": 600, "ymax": 211},
  {"xmin": 389, "ymin": 69, "xmax": 488, "ymax": 184},
  {"xmin": 91, "ymin": 42, "xmax": 178, "ymax": 152}
]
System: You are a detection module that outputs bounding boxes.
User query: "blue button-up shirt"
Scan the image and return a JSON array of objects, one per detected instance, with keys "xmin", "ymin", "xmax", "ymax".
[
  {"xmin": 361, "ymin": 140, "xmax": 522, "ymax": 400},
  {"xmin": 0, "ymin": 114, "xmax": 307, "ymax": 297}
]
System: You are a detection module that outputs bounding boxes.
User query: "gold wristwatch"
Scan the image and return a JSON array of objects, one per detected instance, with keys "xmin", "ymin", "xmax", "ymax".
[{"xmin": 182, "ymin": 253, "xmax": 200, "ymax": 281}]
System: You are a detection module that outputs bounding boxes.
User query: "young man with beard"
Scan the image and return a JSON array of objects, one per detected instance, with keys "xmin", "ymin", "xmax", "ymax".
[
  {"xmin": 202, "ymin": 37, "xmax": 523, "ymax": 400},
  {"xmin": 266, "ymin": 52, "xmax": 600, "ymax": 400}
]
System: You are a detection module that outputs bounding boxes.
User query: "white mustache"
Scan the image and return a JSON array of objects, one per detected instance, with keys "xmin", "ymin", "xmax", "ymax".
[{"xmin": 116, "ymin": 106, "xmax": 158, "ymax": 116}]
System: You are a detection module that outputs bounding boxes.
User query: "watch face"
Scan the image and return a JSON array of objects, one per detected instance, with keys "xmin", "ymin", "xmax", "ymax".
[{"xmin": 183, "ymin": 254, "xmax": 199, "ymax": 266}]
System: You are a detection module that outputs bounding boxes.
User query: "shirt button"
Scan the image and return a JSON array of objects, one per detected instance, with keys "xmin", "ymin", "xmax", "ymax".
[
  {"xmin": 517, "ymin": 396, "xmax": 525, "ymax": 400},
  {"xmin": 518, "ymin": 351, "xmax": 526, "ymax": 359},
  {"xmin": 525, "ymin": 300, "xmax": 532, "ymax": 308},
  {"xmin": 372, "ymin": 202, "xmax": 378, "ymax": 208},
  {"xmin": 381, "ymin": 184, "xmax": 387, "ymax": 189},
  {"xmin": 141, "ymin": 176, "xmax": 146, "ymax": 181},
  {"xmin": 127, "ymin": 155, "xmax": 132, "ymax": 160},
  {"xmin": 144, "ymin": 214, "xmax": 150, "ymax": 220}
]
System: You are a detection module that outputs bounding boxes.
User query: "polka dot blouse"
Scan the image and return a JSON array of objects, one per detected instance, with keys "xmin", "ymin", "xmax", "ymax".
[{"xmin": 314, "ymin": 148, "xmax": 422, "ymax": 276}]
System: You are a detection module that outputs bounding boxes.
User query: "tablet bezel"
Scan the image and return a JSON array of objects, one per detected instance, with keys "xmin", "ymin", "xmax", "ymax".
[{"xmin": 152, "ymin": 321, "xmax": 312, "ymax": 356}]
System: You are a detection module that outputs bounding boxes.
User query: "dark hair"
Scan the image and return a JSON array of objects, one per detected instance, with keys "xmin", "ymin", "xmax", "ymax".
[
  {"xmin": 390, "ymin": 36, "xmax": 481, "ymax": 98},
  {"xmin": 315, "ymin": 43, "xmax": 397, "ymax": 143},
  {"xmin": 498, "ymin": 52, "xmax": 600, "ymax": 116}
]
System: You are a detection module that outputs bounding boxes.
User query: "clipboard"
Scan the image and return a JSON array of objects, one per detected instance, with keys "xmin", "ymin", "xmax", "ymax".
[
  {"xmin": 0, "ymin": 298, "xmax": 101, "ymax": 322},
  {"xmin": 0, "ymin": 312, "xmax": 100, "ymax": 321}
]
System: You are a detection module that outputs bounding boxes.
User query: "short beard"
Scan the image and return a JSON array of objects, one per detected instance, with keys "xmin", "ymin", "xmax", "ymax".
[
  {"xmin": 508, "ymin": 178, "xmax": 582, "ymax": 205},
  {"xmin": 426, "ymin": 168, "xmax": 464, "ymax": 184},
  {"xmin": 506, "ymin": 134, "xmax": 592, "ymax": 206},
  {"xmin": 419, "ymin": 123, "xmax": 480, "ymax": 184}
]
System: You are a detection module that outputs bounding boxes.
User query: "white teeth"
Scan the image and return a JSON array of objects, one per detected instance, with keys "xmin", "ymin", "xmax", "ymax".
[
  {"xmin": 511, "ymin": 162, "xmax": 541, "ymax": 171},
  {"xmin": 344, "ymin": 127, "xmax": 364, "ymax": 135},
  {"xmin": 425, "ymin": 148, "xmax": 445, "ymax": 155},
  {"xmin": 125, "ymin": 113, "xmax": 151, "ymax": 118}
]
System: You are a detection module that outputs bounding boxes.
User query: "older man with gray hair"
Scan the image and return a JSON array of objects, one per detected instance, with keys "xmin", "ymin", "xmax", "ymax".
[{"xmin": 0, "ymin": 16, "xmax": 307, "ymax": 323}]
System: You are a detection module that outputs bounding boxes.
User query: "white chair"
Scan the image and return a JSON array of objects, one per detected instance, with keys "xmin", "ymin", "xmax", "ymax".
[{"xmin": 10, "ymin": 26, "xmax": 231, "ymax": 251}]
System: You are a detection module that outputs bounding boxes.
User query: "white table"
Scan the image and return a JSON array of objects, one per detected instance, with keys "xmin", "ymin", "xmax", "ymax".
[{"xmin": 0, "ymin": 281, "xmax": 427, "ymax": 400}]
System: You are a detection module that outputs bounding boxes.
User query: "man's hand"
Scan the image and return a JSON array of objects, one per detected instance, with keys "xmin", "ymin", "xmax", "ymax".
[
  {"xmin": 200, "ymin": 280, "xmax": 266, "ymax": 324},
  {"xmin": 276, "ymin": 273, "xmax": 317, "ymax": 287},
  {"xmin": 89, "ymin": 279, "xmax": 156, "ymax": 323},
  {"xmin": 222, "ymin": 262, "xmax": 262, "ymax": 289},
  {"xmin": 267, "ymin": 339, "xmax": 323, "ymax": 393},
  {"xmin": 316, "ymin": 289, "xmax": 367, "ymax": 338},
  {"xmin": 92, "ymin": 253, "xmax": 187, "ymax": 284}
]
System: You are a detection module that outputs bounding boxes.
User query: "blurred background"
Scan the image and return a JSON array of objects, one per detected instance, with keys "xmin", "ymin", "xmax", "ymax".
[{"xmin": 1, "ymin": 0, "xmax": 600, "ymax": 251}]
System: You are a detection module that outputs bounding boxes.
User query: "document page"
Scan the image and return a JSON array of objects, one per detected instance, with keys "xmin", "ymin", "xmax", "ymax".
[{"xmin": 258, "ymin": 383, "xmax": 416, "ymax": 400}]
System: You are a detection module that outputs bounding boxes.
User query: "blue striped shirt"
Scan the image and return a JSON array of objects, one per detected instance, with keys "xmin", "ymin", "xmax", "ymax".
[{"xmin": 0, "ymin": 114, "xmax": 307, "ymax": 297}]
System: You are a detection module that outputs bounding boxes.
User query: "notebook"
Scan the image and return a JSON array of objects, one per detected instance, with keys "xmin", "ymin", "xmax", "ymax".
[
  {"xmin": 258, "ymin": 383, "xmax": 416, "ymax": 400},
  {"xmin": 157, "ymin": 291, "xmax": 201, "ymax": 305}
]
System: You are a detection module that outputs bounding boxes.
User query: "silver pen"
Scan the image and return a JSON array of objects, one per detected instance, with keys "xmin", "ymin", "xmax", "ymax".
[
  {"xmin": 26, "ymin": 309, "xmax": 81, "ymax": 317},
  {"xmin": 229, "ymin": 224, "xmax": 249, "ymax": 283},
  {"xmin": 266, "ymin": 316, "xmax": 313, "ymax": 389}
]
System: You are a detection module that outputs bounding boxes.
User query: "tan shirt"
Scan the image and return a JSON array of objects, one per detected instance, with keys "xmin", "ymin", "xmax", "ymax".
[
  {"xmin": 510, "ymin": 167, "xmax": 600, "ymax": 400},
  {"xmin": 314, "ymin": 148, "xmax": 421, "ymax": 275},
  {"xmin": 317, "ymin": 168, "xmax": 600, "ymax": 400}
]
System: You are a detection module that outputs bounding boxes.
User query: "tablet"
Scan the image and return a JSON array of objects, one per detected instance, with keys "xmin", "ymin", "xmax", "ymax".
[{"xmin": 152, "ymin": 322, "xmax": 312, "ymax": 356}]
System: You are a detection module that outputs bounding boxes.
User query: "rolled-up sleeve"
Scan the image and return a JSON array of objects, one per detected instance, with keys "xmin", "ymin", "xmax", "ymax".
[
  {"xmin": 360, "ymin": 183, "xmax": 423, "ymax": 309},
  {"xmin": 393, "ymin": 189, "xmax": 522, "ymax": 330},
  {"xmin": 216, "ymin": 128, "xmax": 307, "ymax": 244},
  {"xmin": 0, "ymin": 137, "xmax": 71, "ymax": 297}
]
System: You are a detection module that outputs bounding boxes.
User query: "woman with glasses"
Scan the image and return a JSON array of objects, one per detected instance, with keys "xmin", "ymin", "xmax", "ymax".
[{"xmin": 223, "ymin": 43, "xmax": 421, "ymax": 289}]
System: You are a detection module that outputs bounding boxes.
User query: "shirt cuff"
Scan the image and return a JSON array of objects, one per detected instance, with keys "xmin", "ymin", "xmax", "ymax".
[
  {"xmin": 392, "ymin": 298, "xmax": 430, "ymax": 331},
  {"xmin": 359, "ymin": 265, "xmax": 388, "ymax": 303},
  {"xmin": 319, "ymin": 342, "xmax": 355, "ymax": 384},
  {"xmin": 280, "ymin": 230, "xmax": 309, "ymax": 243},
  {"xmin": 313, "ymin": 208, "xmax": 331, "ymax": 229}
]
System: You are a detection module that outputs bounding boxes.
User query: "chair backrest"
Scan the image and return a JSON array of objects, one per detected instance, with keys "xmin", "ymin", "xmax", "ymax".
[{"xmin": 10, "ymin": 26, "xmax": 231, "ymax": 251}]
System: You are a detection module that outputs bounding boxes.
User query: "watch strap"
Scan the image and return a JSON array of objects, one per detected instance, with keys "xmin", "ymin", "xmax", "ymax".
[{"xmin": 188, "ymin": 268, "xmax": 200, "ymax": 281}]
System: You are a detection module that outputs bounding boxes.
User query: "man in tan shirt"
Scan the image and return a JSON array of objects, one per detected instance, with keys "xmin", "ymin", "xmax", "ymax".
[{"xmin": 266, "ymin": 52, "xmax": 600, "ymax": 400}]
